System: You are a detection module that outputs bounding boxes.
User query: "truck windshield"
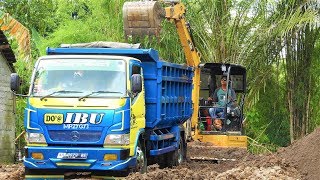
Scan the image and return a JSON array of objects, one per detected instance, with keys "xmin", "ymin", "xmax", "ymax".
[{"xmin": 31, "ymin": 58, "xmax": 126, "ymax": 98}]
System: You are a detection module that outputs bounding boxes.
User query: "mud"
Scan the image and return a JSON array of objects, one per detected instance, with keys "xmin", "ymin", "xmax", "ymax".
[
  {"xmin": 0, "ymin": 164, "xmax": 24, "ymax": 180},
  {"xmin": 127, "ymin": 141, "xmax": 300, "ymax": 180},
  {"xmin": 4, "ymin": 128, "xmax": 320, "ymax": 179}
]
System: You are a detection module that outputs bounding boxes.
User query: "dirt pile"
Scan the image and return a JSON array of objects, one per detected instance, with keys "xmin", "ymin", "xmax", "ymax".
[
  {"xmin": 277, "ymin": 128, "xmax": 320, "ymax": 180},
  {"xmin": 0, "ymin": 164, "xmax": 24, "ymax": 180},
  {"xmin": 232, "ymin": 153, "xmax": 301, "ymax": 179},
  {"xmin": 127, "ymin": 141, "xmax": 301, "ymax": 180},
  {"xmin": 216, "ymin": 165, "xmax": 298, "ymax": 180}
]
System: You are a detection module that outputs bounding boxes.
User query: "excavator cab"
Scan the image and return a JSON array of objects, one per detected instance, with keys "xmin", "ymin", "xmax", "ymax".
[
  {"xmin": 198, "ymin": 63, "xmax": 246, "ymax": 134},
  {"xmin": 192, "ymin": 63, "xmax": 247, "ymax": 149}
]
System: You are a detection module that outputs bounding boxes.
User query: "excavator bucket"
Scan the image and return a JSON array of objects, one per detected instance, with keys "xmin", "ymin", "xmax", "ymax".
[{"xmin": 123, "ymin": 1, "xmax": 164, "ymax": 38}]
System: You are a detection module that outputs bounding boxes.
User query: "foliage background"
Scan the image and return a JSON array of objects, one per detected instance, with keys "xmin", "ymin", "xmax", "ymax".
[{"xmin": 2, "ymin": 0, "xmax": 319, "ymax": 153}]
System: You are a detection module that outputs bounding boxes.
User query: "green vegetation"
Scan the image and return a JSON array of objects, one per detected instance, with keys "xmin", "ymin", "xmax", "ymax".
[{"xmin": 3, "ymin": 0, "xmax": 320, "ymax": 153}]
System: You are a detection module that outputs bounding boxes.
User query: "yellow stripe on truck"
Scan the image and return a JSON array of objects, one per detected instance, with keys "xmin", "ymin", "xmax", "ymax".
[
  {"xmin": 56, "ymin": 162, "xmax": 91, "ymax": 167},
  {"xmin": 29, "ymin": 97, "xmax": 126, "ymax": 109}
]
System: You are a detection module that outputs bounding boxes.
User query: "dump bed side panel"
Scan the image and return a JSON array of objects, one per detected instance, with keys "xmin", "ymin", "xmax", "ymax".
[{"xmin": 142, "ymin": 61, "xmax": 193, "ymax": 129}]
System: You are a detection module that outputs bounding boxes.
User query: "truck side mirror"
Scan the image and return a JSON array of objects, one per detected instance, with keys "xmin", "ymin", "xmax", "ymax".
[
  {"xmin": 10, "ymin": 73, "xmax": 21, "ymax": 92},
  {"xmin": 131, "ymin": 74, "xmax": 142, "ymax": 93}
]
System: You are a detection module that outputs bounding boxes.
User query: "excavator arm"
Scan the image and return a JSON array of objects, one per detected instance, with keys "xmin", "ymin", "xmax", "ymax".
[
  {"xmin": 164, "ymin": 3, "xmax": 199, "ymax": 66},
  {"xmin": 163, "ymin": 2, "xmax": 201, "ymax": 140},
  {"xmin": 123, "ymin": 1, "xmax": 201, "ymax": 139}
]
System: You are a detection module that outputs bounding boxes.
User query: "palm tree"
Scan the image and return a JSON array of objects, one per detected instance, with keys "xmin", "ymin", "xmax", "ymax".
[{"xmin": 187, "ymin": 0, "xmax": 319, "ymax": 143}]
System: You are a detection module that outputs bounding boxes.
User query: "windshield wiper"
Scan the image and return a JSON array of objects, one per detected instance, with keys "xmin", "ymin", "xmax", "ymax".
[
  {"xmin": 78, "ymin": 90, "xmax": 122, "ymax": 101},
  {"xmin": 40, "ymin": 90, "xmax": 83, "ymax": 101}
]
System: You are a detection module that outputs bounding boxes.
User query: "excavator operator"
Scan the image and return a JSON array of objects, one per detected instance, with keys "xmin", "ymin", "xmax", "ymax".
[{"xmin": 207, "ymin": 75, "xmax": 236, "ymax": 130}]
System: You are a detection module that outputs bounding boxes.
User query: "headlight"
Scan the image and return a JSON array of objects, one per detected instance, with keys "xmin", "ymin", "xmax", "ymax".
[
  {"xmin": 26, "ymin": 132, "xmax": 47, "ymax": 145},
  {"xmin": 104, "ymin": 134, "xmax": 130, "ymax": 145}
]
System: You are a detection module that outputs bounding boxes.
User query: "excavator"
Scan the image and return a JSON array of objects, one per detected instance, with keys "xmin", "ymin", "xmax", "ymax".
[{"xmin": 123, "ymin": 0, "xmax": 247, "ymax": 161}]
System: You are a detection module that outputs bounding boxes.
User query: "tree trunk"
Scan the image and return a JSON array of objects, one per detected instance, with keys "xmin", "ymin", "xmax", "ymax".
[{"xmin": 285, "ymin": 21, "xmax": 318, "ymax": 141}]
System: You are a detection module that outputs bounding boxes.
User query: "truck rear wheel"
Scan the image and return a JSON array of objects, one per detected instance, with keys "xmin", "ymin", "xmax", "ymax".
[
  {"xmin": 166, "ymin": 136, "xmax": 186, "ymax": 167},
  {"xmin": 135, "ymin": 140, "xmax": 147, "ymax": 173}
]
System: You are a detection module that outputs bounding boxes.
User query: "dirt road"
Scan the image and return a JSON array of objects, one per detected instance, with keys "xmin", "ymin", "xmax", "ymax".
[{"xmin": 2, "ymin": 128, "xmax": 320, "ymax": 179}]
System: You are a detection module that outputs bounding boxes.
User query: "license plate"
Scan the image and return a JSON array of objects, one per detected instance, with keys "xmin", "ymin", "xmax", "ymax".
[
  {"xmin": 57, "ymin": 153, "xmax": 88, "ymax": 159},
  {"xmin": 44, "ymin": 114, "xmax": 63, "ymax": 124}
]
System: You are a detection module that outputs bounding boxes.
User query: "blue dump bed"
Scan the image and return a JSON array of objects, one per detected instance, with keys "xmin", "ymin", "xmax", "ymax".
[
  {"xmin": 47, "ymin": 47, "xmax": 194, "ymax": 129},
  {"xmin": 142, "ymin": 60, "xmax": 193, "ymax": 129}
]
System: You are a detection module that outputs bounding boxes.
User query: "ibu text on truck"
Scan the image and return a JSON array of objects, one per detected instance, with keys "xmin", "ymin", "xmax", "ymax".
[{"xmin": 10, "ymin": 45, "xmax": 194, "ymax": 178}]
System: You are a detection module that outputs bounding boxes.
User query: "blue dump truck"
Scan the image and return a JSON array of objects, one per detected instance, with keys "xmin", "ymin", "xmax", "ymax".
[{"xmin": 10, "ymin": 46, "xmax": 193, "ymax": 179}]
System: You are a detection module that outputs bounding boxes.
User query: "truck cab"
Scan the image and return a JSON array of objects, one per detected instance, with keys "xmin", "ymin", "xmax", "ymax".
[{"xmin": 20, "ymin": 54, "xmax": 144, "ymax": 176}]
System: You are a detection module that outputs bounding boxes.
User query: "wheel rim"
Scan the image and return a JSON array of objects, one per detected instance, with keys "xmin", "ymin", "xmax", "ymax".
[{"xmin": 136, "ymin": 145, "xmax": 145, "ymax": 172}]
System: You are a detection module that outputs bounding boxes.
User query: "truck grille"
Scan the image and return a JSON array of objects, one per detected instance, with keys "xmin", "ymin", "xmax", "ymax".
[{"xmin": 48, "ymin": 130, "xmax": 102, "ymax": 142}]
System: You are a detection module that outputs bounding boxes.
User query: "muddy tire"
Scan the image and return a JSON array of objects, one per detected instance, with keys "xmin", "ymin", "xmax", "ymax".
[
  {"xmin": 166, "ymin": 136, "xmax": 186, "ymax": 168},
  {"xmin": 134, "ymin": 140, "xmax": 147, "ymax": 173}
]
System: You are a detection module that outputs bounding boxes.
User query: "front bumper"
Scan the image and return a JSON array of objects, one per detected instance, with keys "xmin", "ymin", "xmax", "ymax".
[{"xmin": 24, "ymin": 146, "xmax": 135, "ymax": 171}]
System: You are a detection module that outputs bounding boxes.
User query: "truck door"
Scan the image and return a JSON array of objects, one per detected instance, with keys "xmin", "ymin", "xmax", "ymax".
[{"xmin": 129, "ymin": 62, "xmax": 146, "ymax": 151}]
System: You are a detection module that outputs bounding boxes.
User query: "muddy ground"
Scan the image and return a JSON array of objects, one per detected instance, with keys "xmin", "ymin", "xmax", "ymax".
[
  {"xmin": 0, "ymin": 164, "xmax": 24, "ymax": 180},
  {"xmin": 2, "ymin": 128, "xmax": 320, "ymax": 179}
]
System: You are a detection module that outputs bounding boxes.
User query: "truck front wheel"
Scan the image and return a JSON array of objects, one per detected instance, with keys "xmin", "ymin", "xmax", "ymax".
[{"xmin": 135, "ymin": 140, "xmax": 147, "ymax": 173}]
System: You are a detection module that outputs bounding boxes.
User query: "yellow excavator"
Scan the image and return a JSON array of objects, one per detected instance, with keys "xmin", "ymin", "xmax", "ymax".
[{"xmin": 123, "ymin": 0, "xmax": 247, "ymax": 159}]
